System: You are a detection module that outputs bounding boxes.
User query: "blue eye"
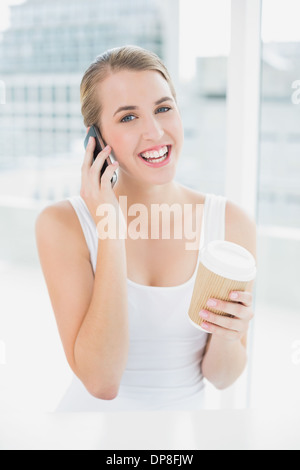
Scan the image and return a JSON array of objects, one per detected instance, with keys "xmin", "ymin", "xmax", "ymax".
[
  {"xmin": 121, "ymin": 114, "xmax": 136, "ymax": 123},
  {"xmin": 156, "ymin": 106, "xmax": 171, "ymax": 114}
]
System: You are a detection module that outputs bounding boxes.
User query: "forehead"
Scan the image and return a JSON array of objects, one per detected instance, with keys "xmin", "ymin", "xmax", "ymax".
[{"xmin": 97, "ymin": 69, "xmax": 172, "ymax": 115}]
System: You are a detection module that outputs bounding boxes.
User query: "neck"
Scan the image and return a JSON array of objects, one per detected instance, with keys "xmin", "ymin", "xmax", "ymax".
[{"xmin": 113, "ymin": 173, "xmax": 182, "ymax": 209}]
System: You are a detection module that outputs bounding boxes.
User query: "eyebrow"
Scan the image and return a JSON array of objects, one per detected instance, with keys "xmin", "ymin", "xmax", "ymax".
[{"xmin": 113, "ymin": 96, "xmax": 174, "ymax": 117}]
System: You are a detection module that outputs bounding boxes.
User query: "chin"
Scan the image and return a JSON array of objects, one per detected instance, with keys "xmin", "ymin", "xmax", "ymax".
[
  {"xmin": 144, "ymin": 171, "xmax": 177, "ymax": 187},
  {"xmin": 139, "ymin": 151, "xmax": 178, "ymax": 186}
]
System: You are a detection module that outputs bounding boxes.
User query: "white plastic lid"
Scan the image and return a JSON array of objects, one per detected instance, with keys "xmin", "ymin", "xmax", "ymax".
[{"xmin": 200, "ymin": 240, "xmax": 256, "ymax": 281}]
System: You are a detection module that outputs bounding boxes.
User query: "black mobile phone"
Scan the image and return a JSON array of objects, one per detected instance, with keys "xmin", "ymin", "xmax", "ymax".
[{"xmin": 84, "ymin": 125, "xmax": 117, "ymax": 187}]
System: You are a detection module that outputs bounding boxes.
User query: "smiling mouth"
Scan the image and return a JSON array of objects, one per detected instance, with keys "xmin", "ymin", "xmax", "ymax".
[{"xmin": 138, "ymin": 145, "xmax": 171, "ymax": 166}]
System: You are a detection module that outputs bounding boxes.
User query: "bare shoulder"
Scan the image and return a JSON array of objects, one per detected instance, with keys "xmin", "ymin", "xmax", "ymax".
[
  {"xmin": 177, "ymin": 183, "xmax": 206, "ymax": 205},
  {"xmin": 225, "ymin": 199, "xmax": 257, "ymax": 258},
  {"xmin": 36, "ymin": 199, "xmax": 78, "ymax": 232}
]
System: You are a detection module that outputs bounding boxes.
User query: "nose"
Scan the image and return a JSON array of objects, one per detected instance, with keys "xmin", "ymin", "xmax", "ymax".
[{"xmin": 141, "ymin": 115, "xmax": 164, "ymax": 141}]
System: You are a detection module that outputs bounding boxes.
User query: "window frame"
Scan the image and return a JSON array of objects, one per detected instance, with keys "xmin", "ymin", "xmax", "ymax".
[{"xmin": 223, "ymin": 0, "xmax": 262, "ymax": 409}]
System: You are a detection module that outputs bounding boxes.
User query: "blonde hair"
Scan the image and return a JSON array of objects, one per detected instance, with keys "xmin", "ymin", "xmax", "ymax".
[{"xmin": 80, "ymin": 45, "xmax": 177, "ymax": 128}]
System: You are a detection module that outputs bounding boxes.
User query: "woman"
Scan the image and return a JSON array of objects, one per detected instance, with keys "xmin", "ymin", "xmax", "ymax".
[{"xmin": 35, "ymin": 46, "xmax": 256, "ymax": 411}]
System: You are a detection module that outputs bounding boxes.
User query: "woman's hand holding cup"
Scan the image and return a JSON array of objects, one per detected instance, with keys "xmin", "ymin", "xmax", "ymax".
[{"xmin": 199, "ymin": 290, "xmax": 254, "ymax": 342}]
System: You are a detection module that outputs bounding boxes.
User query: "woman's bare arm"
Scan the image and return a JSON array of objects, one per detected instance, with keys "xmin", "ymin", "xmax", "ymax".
[
  {"xmin": 201, "ymin": 200, "xmax": 257, "ymax": 389},
  {"xmin": 35, "ymin": 139, "xmax": 129, "ymax": 400},
  {"xmin": 35, "ymin": 203, "xmax": 128, "ymax": 399}
]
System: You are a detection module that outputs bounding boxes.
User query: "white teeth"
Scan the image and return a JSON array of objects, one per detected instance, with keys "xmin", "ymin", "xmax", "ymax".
[
  {"xmin": 141, "ymin": 146, "xmax": 168, "ymax": 160},
  {"xmin": 145, "ymin": 155, "xmax": 167, "ymax": 163}
]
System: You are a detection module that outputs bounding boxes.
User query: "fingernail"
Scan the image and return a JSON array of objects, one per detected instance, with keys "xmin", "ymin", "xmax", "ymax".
[
  {"xmin": 199, "ymin": 310, "xmax": 209, "ymax": 318},
  {"xmin": 230, "ymin": 292, "xmax": 239, "ymax": 300},
  {"xmin": 207, "ymin": 299, "xmax": 217, "ymax": 307}
]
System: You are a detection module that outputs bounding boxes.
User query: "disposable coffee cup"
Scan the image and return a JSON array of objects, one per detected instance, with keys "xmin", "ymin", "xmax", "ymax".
[{"xmin": 188, "ymin": 240, "xmax": 256, "ymax": 332}]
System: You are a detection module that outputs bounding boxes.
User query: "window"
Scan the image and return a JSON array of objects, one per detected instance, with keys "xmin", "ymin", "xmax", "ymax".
[
  {"xmin": 177, "ymin": 0, "xmax": 231, "ymax": 194},
  {"xmin": 256, "ymin": 0, "xmax": 300, "ymax": 311},
  {"xmin": 251, "ymin": 0, "xmax": 300, "ymax": 411}
]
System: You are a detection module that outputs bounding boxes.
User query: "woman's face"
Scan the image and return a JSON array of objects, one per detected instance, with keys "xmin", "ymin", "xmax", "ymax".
[{"xmin": 97, "ymin": 69, "xmax": 184, "ymax": 187}]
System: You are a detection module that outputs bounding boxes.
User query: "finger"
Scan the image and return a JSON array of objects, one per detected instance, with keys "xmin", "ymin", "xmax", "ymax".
[
  {"xmin": 81, "ymin": 136, "xmax": 96, "ymax": 173},
  {"xmin": 200, "ymin": 320, "xmax": 240, "ymax": 341},
  {"xmin": 101, "ymin": 161, "xmax": 119, "ymax": 190},
  {"xmin": 200, "ymin": 309, "xmax": 241, "ymax": 332},
  {"xmin": 90, "ymin": 145, "xmax": 112, "ymax": 185},
  {"xmin": 206, "ymin": 297, "xmax": 253, "ymax": 320},
  {"xmin": 229, "ymin": 291, "xmax": 253, "ymax": 307}
]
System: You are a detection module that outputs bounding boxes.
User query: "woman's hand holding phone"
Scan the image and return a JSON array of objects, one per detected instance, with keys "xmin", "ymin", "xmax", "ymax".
[{"xmin": 80, "ymin": 136, "xmax": 120, "ymax": 226}]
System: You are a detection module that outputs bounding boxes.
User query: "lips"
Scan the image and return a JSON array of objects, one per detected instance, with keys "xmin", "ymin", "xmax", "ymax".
[{"xmin": 138, "ymin": 145, "xmax": 171, "ymax": 167}]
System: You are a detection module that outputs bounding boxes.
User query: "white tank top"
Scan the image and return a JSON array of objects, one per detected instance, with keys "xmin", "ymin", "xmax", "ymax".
[{"xmin": 56, "ymin": 193, "xmax": 226, "ymax": 411}]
